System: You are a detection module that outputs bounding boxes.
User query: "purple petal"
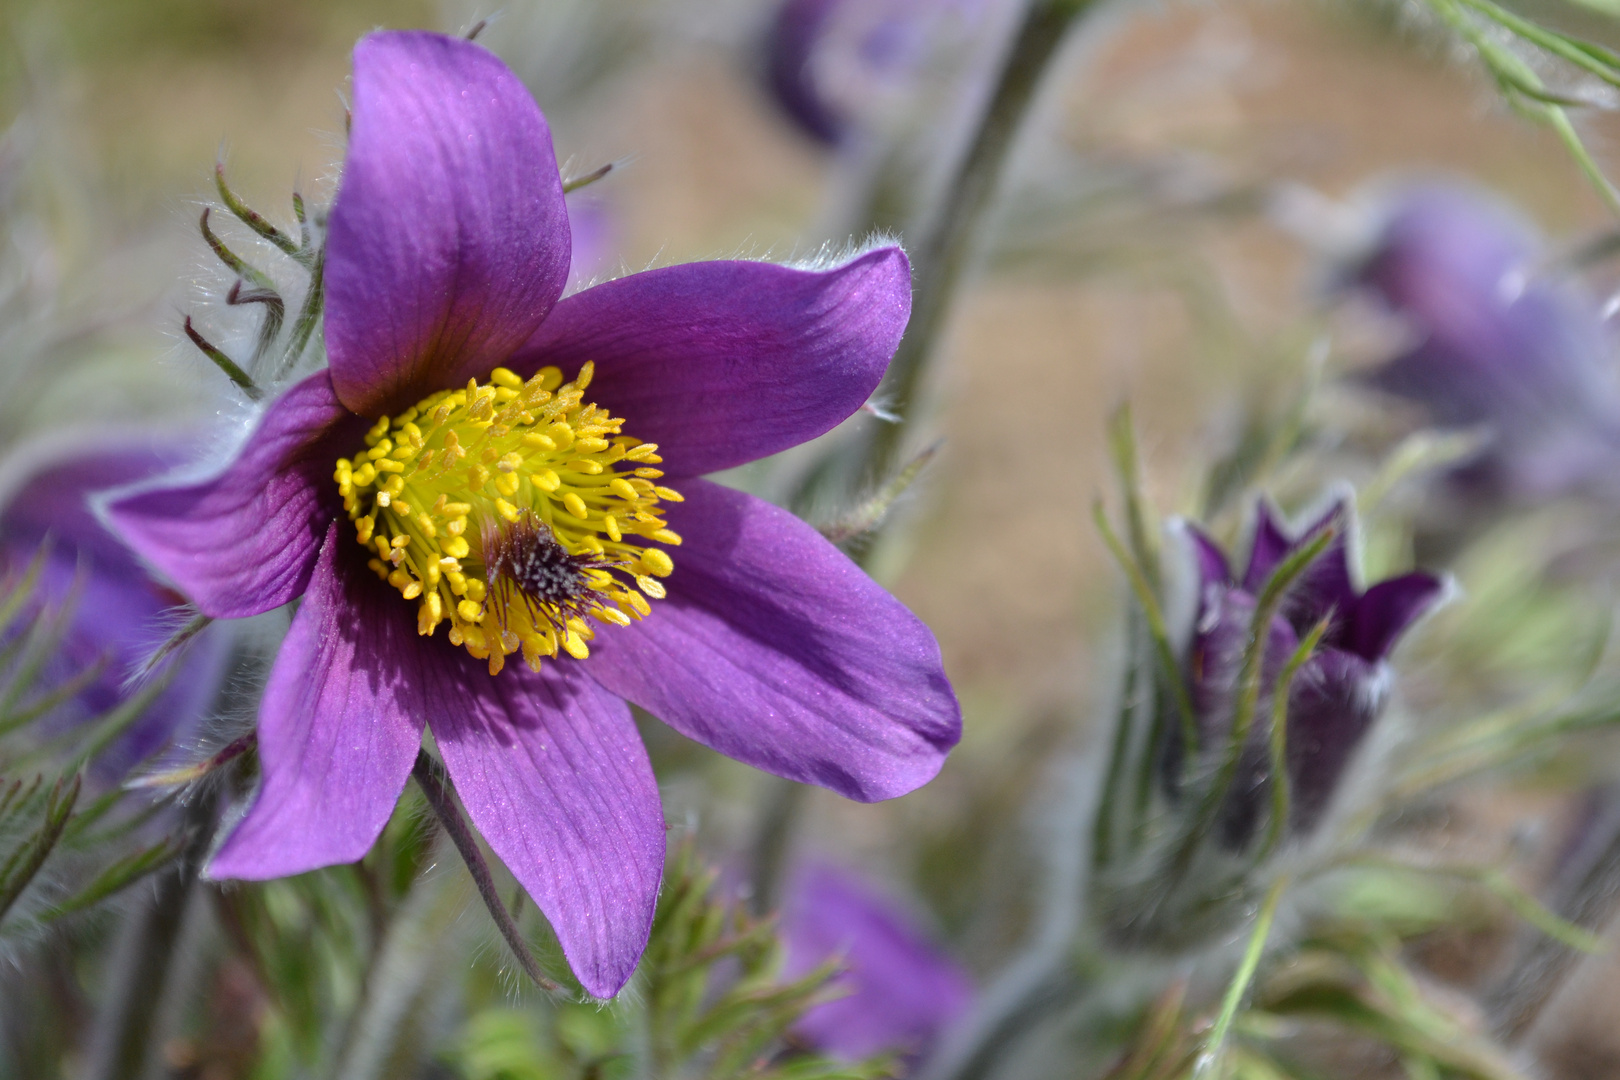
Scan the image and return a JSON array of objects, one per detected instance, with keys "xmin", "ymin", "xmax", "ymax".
[
  {"xmin": 431, "ymin": 660, "xmax": 664, "ymax": 999},
  {"xmin": 208, "ymin": 524, "xmax": 425, "ymax": 879},
  {"xmin": 782, "ymin": 862, "xmax": 973, "ymax": 1061},
  {"xmin": 105, "ymin": 372, "xmax": 361, "ymax": 619},
  {"xmin": 324, "ymin": 30, "xmax": 570, "ymax": 417},
  {"xmin": 1181, "ymin": 521, "xmax": 1231, "ymax": 591},
  {"xmin": 1241, "ymin": 501, "xmax": 1293, "ymax": 593},
  {"xmin": 509, "ymin": 248, "xmax": 911, "ymax": 478},
  {"xmin": 1345, "ymin": 572, "xmax": 1445, "ymax": 662},
  {"xmin": 1281, "ymin": 501, "xmax": 1357, "ymax": 638},
  {"xmin": 1285, "ymin": 649, "xmax": 1389, "ymax": 832},
  {"xmin": 586, "ymin": 479, "xmax": 959, "ymax": 802}
]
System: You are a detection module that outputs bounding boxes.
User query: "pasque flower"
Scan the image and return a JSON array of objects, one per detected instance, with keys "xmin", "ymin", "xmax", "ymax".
[
  {"xmin": 781, "ymin": 863, "xmax": 972, "ymax": 1063},
  {"xmin": 0, "ymin": 442, "xmax": 227, "ymax": 775},
  {"xmin": 1177, "ymin": 500, "xmax": 1444, "ymax": 846},
  {"xmin": 106, "ymin": 31, "xmax": 960, "ymax": 997},
  {"xmin": 1354, "ymin": 183, "xmax": 1620, "ymax": 504}
]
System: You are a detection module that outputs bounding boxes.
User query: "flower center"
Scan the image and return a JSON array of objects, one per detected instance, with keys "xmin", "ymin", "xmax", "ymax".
[{"xmin": 333, "ymin": 362, "xmax": 681, "ymax": 676}]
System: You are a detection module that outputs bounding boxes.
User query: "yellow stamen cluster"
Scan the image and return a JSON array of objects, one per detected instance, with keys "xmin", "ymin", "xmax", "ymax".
[{"xmin": 334, "ymin": 362, "xmax": 682, "ymax": 675}]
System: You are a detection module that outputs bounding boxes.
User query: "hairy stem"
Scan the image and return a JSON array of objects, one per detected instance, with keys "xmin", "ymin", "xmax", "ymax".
[{"xmin": 410, "ymin": 750, "xmax": 561, "ymax": 993}]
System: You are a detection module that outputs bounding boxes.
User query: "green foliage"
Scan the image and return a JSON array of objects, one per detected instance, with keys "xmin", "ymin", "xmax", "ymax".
[{"xmin": 636, "ymin": 845, "xmax": 896, "ymax": 1080}]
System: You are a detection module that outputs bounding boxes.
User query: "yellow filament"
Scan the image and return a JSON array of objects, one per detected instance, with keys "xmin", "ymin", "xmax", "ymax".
[{"xmin": 334, "ymin": 363, "xmax": 679, "ymax": 674}]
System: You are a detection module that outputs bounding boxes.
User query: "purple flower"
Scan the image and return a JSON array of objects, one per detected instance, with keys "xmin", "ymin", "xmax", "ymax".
[
  {"xmin": 781, "ymin": 863, "xmax": 972, "ymax": 1062},
  {"xmin": 1354, "ymin": 183, "xmax": 1620, "ymax": 503},
  {"xmin": 0, "ymin": 442, "xmax": 228, "ymax": 775},
  {"xmin": 104, "ymin": 31, "xmax": 959, "ymax": 998},
  {"xmin": 1176, "ymin": 500, "xmax": 1444, "ymax": 845},
  {"xmin": 766, "ymin": 0, "xmax": 989, "ymax": 145}
]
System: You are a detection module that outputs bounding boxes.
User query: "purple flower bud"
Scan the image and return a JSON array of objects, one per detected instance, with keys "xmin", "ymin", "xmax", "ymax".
[
  {"xmin": 764, "ymin": 0, "xmax": 992, "ymax": 145},
  {"xmin": 1175, "ymin": 499, "xmax": 1444, "ymax": 845},
  {"xmin": 0, "ymin": 442, "xmax": 228, "ymax": 776},
  {"xmin": 1354, "ymin": 184, "xmax": 1620, "ymax": 503},
  {"xmin": 781, "ymin": 862, "xmax": 973, "ymax": 1063}
]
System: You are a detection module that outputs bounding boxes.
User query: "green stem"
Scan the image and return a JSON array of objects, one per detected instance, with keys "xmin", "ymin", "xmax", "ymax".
[
  {"xmin": 859, "ymin": 0, "xmax": 1094, "ymax": 483},
  {"xmin": 1192, "ymin": 875, "xmax": 1289, "ymax": 1080},
  {"xmin": 1253, "ymin": 615, "xmax": 1331, "ymax": 863}
]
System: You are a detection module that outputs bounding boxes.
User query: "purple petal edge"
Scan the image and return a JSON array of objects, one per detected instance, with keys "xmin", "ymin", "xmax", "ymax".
[
  {"xmin": 510, "ymin": 248, "xmax": 912, "ymax": 478},
  {"xmin": 104, "ymin": 371, "xmax": 360, "ymax": 619}
]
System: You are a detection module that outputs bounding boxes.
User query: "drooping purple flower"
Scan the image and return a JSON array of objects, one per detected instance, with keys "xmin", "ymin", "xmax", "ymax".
[
  {"xmin": 104, "ymin": 31, "xmax": 960, "ymax": 998},
  {"xmin": 1353, "ymin": 183, "xmax": 1620, "ymax": 504},
  {"xmin": 1175, "ymin": 499, "xmax": 1445, "ymax": 845},
  {"xmin": 765, "ymin": 0, "xmax": 990, "ymax": 145},
  {"xmin": 0, "ymin": 442, "xmax": 228, "ymax": 775},
  {"xmin": 781, "ymin": 862, "xmax": 972, "ymax": 1062}
]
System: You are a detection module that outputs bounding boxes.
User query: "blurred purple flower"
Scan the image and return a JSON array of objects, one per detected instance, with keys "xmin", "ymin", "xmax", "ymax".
[
  {"xmin": 782, "ymin": 863, "xmax": 972, "ymax": 1062},
  {"xmin": 1177, "ymin": 500, "xmax": 1444, "ymax": 845},
  {"xmin": 105, "ymin": 31, "xmax": 959, "ymax": 997},
  {"xmin": 0, "ymin": 443, "xmax": 228, "ymax": 776},
  {"xmin": 1355, "ymin": 183, "xmax": 1620, "ymax": 503},
  {"xmin": 765, "ymin": 0, "xmax": 989, "ymax": 145}
]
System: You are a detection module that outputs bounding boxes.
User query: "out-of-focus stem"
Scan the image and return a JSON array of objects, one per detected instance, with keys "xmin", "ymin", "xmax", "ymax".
[
  {"xmin": 1488, "ymin": 791, "xmax": 1620, "ymax": 1041},
  {"xmin": 746, "ymin": 777, "xmax": 806, "ymax": 917},
  {"xmin": 325, "ymin": 843, "xmax": 466, "ymax": 1080},
  {"xmin": 860, "ymin": 0, "xmax": 1095, "ymax": 484},
  {"xmin": 81, "ymin": 792, "xmax": 217, "ymax": 1080}
]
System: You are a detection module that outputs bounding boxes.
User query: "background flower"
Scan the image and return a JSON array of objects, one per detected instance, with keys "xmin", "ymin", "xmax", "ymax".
[
  {"xmin": 1352, "ymin": 183, "xmax": 1620, "ymax": 506},
  {"xmin": 1177, "ymin": 499, "xmax": 1445, "ymax": 845},
  {"xmin": 781, "ymin": 861, "xmax": 973, "ymax": 1063},
  {"xmin": 0, "ymin": 440, "xmax": 229, "ymax": 777}
]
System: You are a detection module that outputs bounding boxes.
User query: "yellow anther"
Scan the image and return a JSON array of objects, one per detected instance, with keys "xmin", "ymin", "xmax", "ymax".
[
  {"xmin": 651, "ymin": 529, "xmax": 682, "ymax": 546},
  {"xmin": 336, "ymin": 363, "xmax": 683, "ymax": 673},
  {"xmin": 654, "ymin": 486, "xmax": 684, "ymax": 502}
]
